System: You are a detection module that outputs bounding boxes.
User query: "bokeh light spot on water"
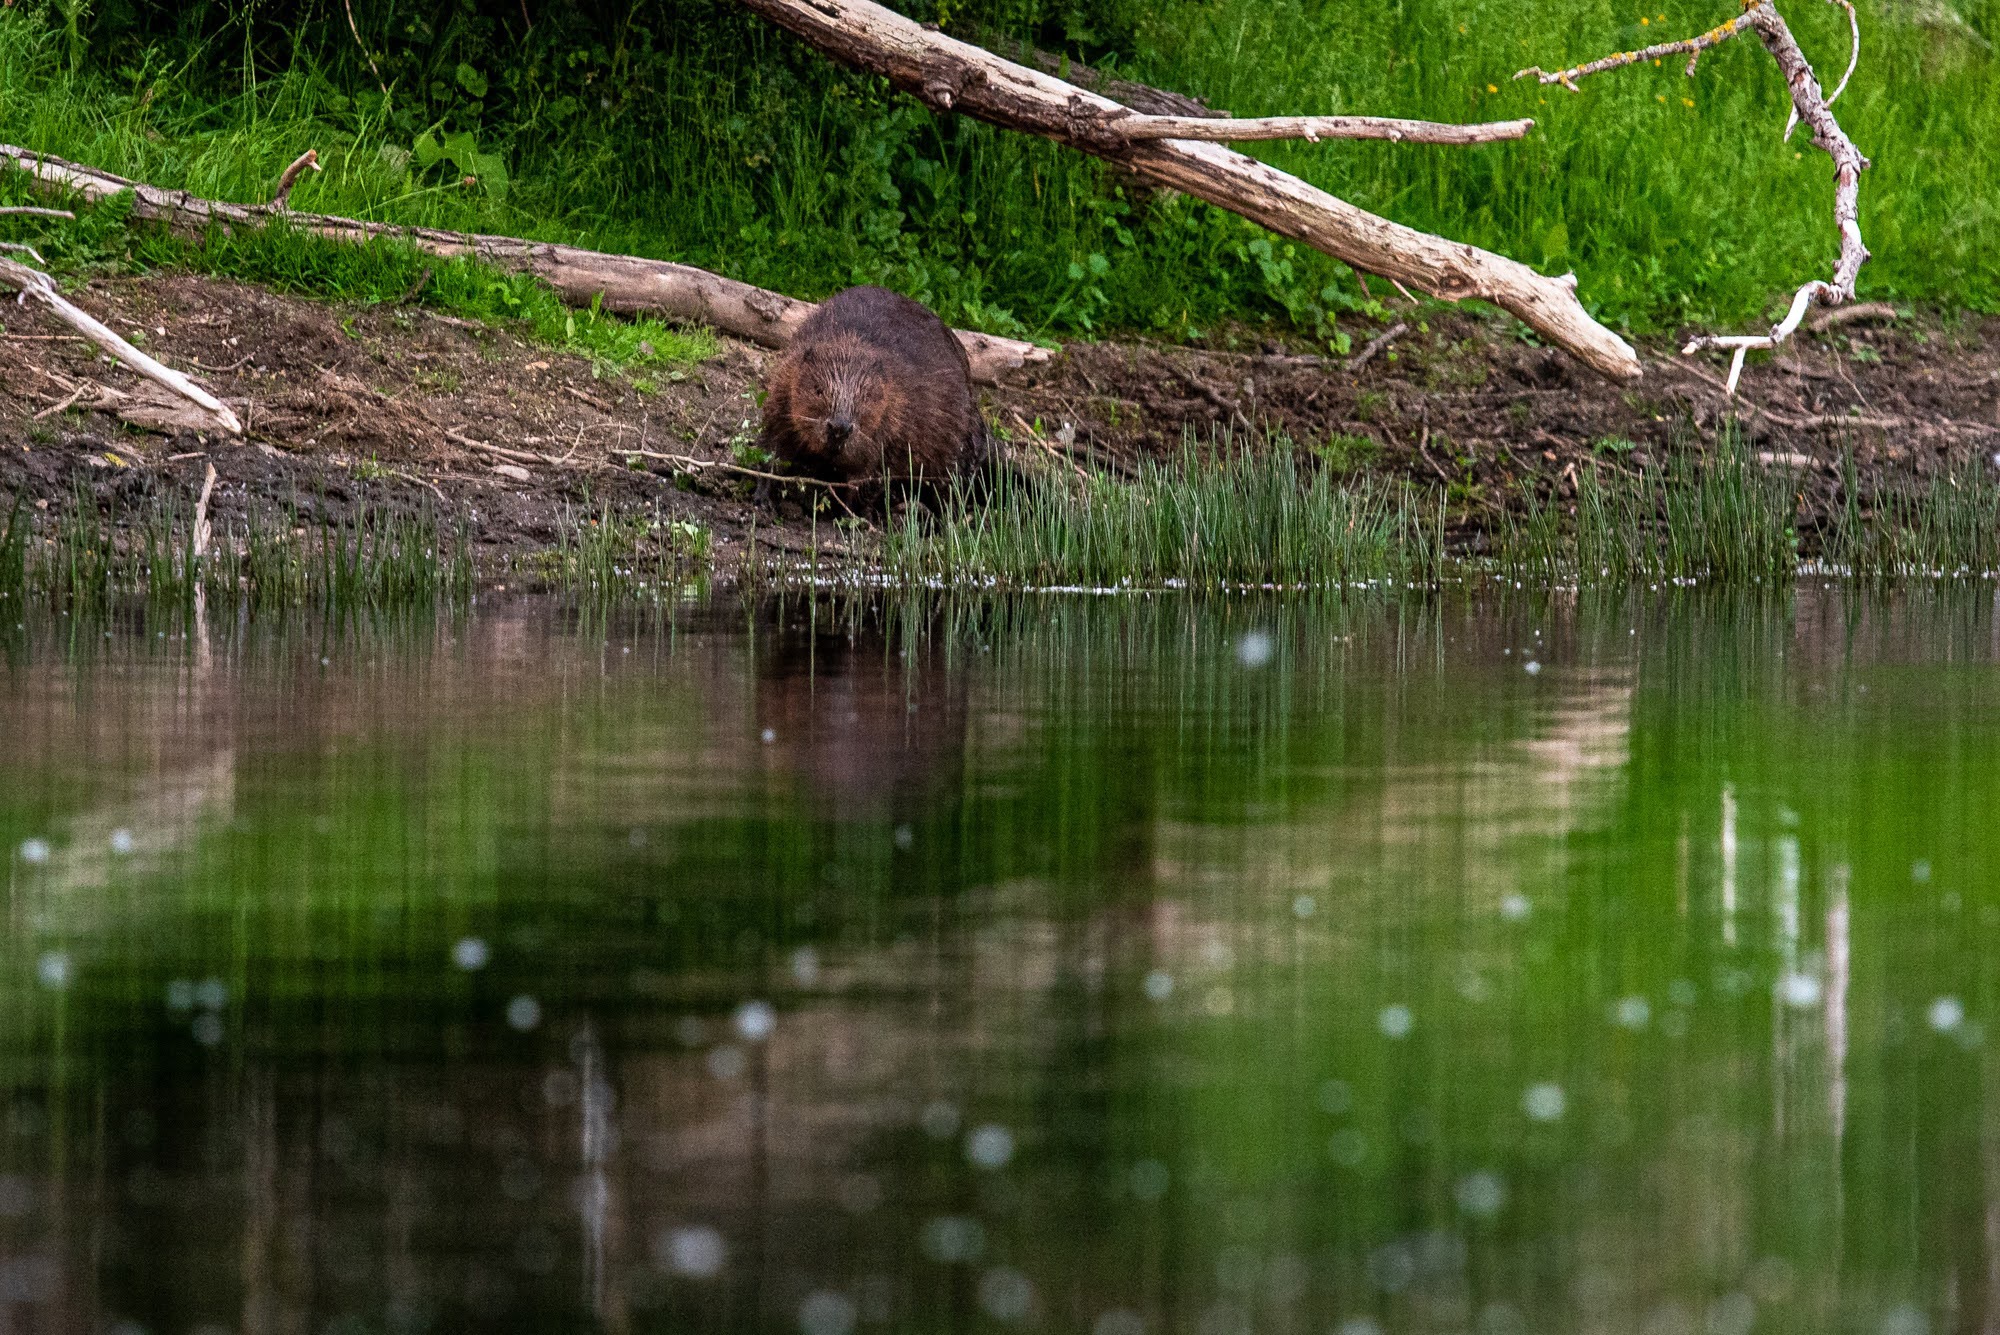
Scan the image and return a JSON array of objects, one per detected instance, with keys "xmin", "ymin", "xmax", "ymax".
[
  {"xmin": 1334, "ymin": 1320, "xmax": 1385, "ymax": 1335},
  {"xmin": 1094, "ymin": 1310, "xmax": 1146, "ymax": 1335},
  {"xmin": 1455, "ymin": 1171, "xmax": 1506, "ymax": 1217},
  {"xmin": 920, "ymin": 1101, "xmax": 961, "ymax": 1140},
  {"xmin": 1912, "ymin": 860, "xmax": 1932, "ymax": 883},
  {"xmin": 1613, "ymin": 995, "xmax": 1652, "ymax": 1030},
  {"xmin": 1522, "ymin": 1083, "xmax": 1567, "ymax": 1122},
  {"xmin": 17, "ymin": 838, "xmax": 50, "ymax": 865},
  {"xmin": 966, "ymin": 1124, "xmax": 1015, "ymax": 1170},
  {"xmin": 978, "ymin": 1268, "xmax": 1034, "ymax": 1322},
  {"xmin": 1316, "ymin": 1079, "xmax": 1353, "ymax": 1115},
  {"xmin": 1236, "ymin": 631, "xmax": 1275, "ymax": 668},
  {"xmin": 672, "ymin": 1016, "xmax": 709, "ymax": 1047},
  {"xmin": 451, "ymin": 937, "xmax": 491, "ymax": 971},
  {"xmin": 1143, "ymin": 970, "xmax": 1174, "ymax": 1002},
  {"xmin": 1129, "ymin": 1158, "xmax": 1170, "ymax": 1201},
  {"xmin": 1523, "ymin": 660, "xmax": 1542, "ymax": 676},
  {"xmin": 505, "ymin": 996, "xmax": 542, "ymax": 1031},
  {"xmin": 1778, "ymin": 973, "xmax": 1823, "ymax": 1009},
  {"xmin": 654, "ymin": 1225, "xmax": 727, "ymax": 1278},
  {"xmin": 1928, "ymin": 997, "xmax": 1965, "ymax": 1033},
  {"xmin": 1328, "ymin": 1128, "xmax": 1370, "ymax": 1167},
  {"xmin": 1880, "ymin": 1304, "xmax": 1930, "ymax": 1335},
  {"xmin": 893, "ymin": 824, "xmax": 914, "ymax": 851},
  {"xmin": 191, "ymin": 1014, "xmax": 224, "ymax": 1047},
  {"xmin": 705, "ymin": 1045, "xmax": 746, "ymax": 1080},
  {"xmin": 1706, "ymin": 1292, "xmax": 1756, "ymax": 1335},
  {"xmin": 1292, "ymin": 894, "xmax": 1317, "ymax": 918},
  {"xmin": 1668, "ymin": 978, "xmax": 1698, "ymax": 1007},
  {"xmin": 1499, "ymin": 893, "xmax": 1532, "ymax": 922},
  {"xmin": 109, "ymin": 828, "xmax": 134, "ymax": 855},
  {"xmin": 734, "ymin": 1000, "xmax": 776, "ymax": 1042},
  {"xmin": 790, "ymin": 947, "xmax": 822, "ymax": 987},
  {"xmin": 919, "ymin": 1215, "xmax": 986, "ymax": 1263},
  {"xmin": 36, "ymin": 952, "xmax": 71, "ymax": 989},
  {"xmin": 1377, "ymin": 1004, "xmax": 1413, "ymax": 1039},
  {"xmin": 760, "ymin": 729, "xmax": 777, "ymax": 744},
  {"xmin": 166, "ymin": 979, "xmax": 195, "ymax": 1011},
  {"xmin": 798, "ymin": 1290, "xmax": 857, "ymax": 1335},
  {"xmin": 1204, "ymin": 987, "xmax": 1235, "ymax": 1016},
  {"xmin": 193, "ymin": 979, "xmax": 227, "ymax": 1010},
  {"xmin": 1366, "ymin": 1242, "xmax": 1415, "ymax": 1293}
]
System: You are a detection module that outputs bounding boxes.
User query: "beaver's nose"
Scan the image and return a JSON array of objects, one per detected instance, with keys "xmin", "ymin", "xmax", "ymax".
[{"xmin": 826, "ymin": 417, "xmax": 854, "ymax": 444}]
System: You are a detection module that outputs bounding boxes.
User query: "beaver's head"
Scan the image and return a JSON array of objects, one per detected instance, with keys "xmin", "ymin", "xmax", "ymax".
[{"xmin": 789, "ymin": 335, "xmax": 892, "ymax": 464}]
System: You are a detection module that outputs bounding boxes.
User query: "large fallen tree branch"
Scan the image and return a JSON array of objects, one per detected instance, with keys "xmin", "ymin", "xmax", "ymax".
[
  {"xmin": 0, "ymin": 146, "xmax": 1050, "ymax": 385},
  {"xmin": 1522, "ymin": 0, "xmax": 1871, "ymax": 394},
  {"xmin": 730, "ymin": 0, "xmax": 1641, "ymax": 380},
  {"xmin": 0, "ymin": 254, "xmax": 242, "ymax": 434}
]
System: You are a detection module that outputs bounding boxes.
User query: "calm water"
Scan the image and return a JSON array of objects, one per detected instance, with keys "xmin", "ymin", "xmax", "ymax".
[{"xmin": 3, "ymin": 588, "xmax": 1999, "ymax": 1335}]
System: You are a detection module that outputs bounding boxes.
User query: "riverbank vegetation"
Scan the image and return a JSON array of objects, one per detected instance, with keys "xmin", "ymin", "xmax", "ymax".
[{"xmin": 3, "ymin": 0, "xmax": 1997, "ymax": 348}]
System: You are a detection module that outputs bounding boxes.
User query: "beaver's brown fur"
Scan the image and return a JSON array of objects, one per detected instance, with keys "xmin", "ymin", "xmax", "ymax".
[{"xmin": 761, "ymin": 286, "xmax": 986, "ymax": 486}]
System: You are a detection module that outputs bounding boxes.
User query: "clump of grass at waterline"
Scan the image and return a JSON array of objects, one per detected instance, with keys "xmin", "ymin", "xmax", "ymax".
[
  {"xmin": 1498, "ymin": 431, "xmax": 2000, "ymax": 583},
  {"xmin": 1499, "ymin": 429, "xmax": 1803, "ymax": 584},
  {"xmin": 507, "ymin": 501, "xmax": 715, "ymax": 599},
  {"xmin": 0, "ymin": 489, "xmax": 473, "ymax": 614},
  {"xmin": 880, "ymin": 443, "xmax": 1447, "ymax": 590}
]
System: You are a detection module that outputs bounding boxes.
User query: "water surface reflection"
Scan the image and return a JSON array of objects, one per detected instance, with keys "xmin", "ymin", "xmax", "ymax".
[{"xmin": 0, "ymin": 588, "xmax": 1996, "ymax": 1335}]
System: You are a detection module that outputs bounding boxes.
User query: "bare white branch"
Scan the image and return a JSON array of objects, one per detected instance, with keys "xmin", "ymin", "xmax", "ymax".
[
  {"xmin": 1526, "ymin": 1, "xmax": 1873, "ymax": 395},
  {"xmin": 1110, "ymin": 114, "xmax": 1536, "ymax": 146}
]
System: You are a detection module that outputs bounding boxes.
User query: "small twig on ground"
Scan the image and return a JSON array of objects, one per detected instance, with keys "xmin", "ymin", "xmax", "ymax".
[
  {"xmin": 190, "ymin": 351, "xmax": 256, "ymax": 373},
  {"xmin": 443, "ymin": 426, "xmax": 559, "ymax": 467},
  {"xmin": 565, "ymin": 385, "xmax": 613, "ymax": 412},
  {"xmin": 1348, "ymin": 321, "xmax": 1409, "ymax": 371},
  {"xmin": 395, "ymin": 267, "xmax": 433, "ymax": 305},
  {"xmin": 0, "ymin": 206, "xmax": 73, "ymax": 219},
  {"xmin": 0, "ymin": 241, "xmax": 46, "ymax": 265},
  {"xmin": 270, "ymin": 150, "xmax": 321, "ymax": 209},
  {"xmin": 32, "ymin": 386, "xmax": 86, "ymax": 420},
  {"xmin": 1807, "ymin": 301, "xmax": 1898, "ymax": 333},
  {"xmin": 612, "ymin": 447, "xmax": 857, "ymax": 490},
  {"xmin": 387, "ymin": 468, "xmax": 451, "ymax": 506}
]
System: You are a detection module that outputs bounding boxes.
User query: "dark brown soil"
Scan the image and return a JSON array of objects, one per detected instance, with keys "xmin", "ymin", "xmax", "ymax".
[{"xmin": 4, "ymin": 271, "xmax": 1998, "ymax": 571}]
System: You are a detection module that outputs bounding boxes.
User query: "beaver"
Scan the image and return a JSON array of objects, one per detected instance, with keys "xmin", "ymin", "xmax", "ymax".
[{"xmin": 761, "ymin": 285, "xmax": 986, "ymax": 488}]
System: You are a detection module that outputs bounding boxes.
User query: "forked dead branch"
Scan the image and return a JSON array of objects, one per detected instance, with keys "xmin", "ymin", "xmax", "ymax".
[
  {"xmin": 730, "ymin": 0, "xmax": 1643, "ymax": 380},
  {"xmin": 1522, "ymin": 0, "xmax": 1871, "ymax": 393}
]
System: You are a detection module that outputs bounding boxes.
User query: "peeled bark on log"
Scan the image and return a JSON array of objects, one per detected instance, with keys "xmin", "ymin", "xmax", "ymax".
[
  {"xmin": 734, "ymin": 0, "xmax": 1642, "ymax": 381},
  {"xmin": 0, "ymin": 146, "xmax": 1051, "ymax": 384}
]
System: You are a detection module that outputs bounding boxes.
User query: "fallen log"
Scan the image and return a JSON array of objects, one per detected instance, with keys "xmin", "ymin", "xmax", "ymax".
[
  {"xmin": 0, "ymin": 145, "xmax": 1051, "ymax": 385},
  {"xmin": 0, "ymin": 254, "xmax": 242, "ymax": 434},
  {"xmin": 732, "ymin": 0, "xmax": 1642, "ymax": 381}
]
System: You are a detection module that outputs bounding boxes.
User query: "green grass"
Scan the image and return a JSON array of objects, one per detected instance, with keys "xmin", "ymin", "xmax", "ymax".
[
  {"xmin": 880, "ymin": 441, "xmax": 1449, "ymax": 588},
  {"xmin": 0, "ymin": 484, "xmax": 475, "ymax": 613},
  {"xmin": 0, "ymin": 164, "xmax": 715, "ymax": 372},
  {"xmin": 2, "ymin": 0, "xmax": 1994, "ymax": 348}
]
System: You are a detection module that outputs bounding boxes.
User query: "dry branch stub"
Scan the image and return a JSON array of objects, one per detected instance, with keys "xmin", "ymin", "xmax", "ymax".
[
  {"xmin": 0, "ymin": 145, "xmax": 1051, "ymax": 385},
  {"xmin": 731, "ymin": 0, "xmax": 1639, "ymax": 380}
]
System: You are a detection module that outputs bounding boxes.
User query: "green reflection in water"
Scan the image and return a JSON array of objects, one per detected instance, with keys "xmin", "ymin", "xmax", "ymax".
[{"xmin": 0, "ymin": 587, "xmax": 1994, "ymax": 1335}]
